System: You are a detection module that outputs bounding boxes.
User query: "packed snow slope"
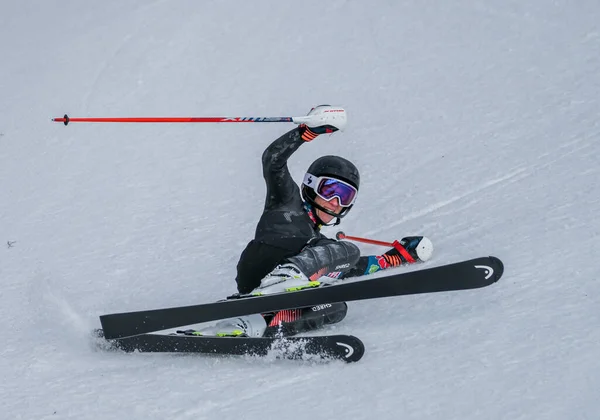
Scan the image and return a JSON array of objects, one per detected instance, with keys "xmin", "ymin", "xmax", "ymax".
[{"xmin": 1, "ymin": 1, "xmax": 599, "ymax": 419}]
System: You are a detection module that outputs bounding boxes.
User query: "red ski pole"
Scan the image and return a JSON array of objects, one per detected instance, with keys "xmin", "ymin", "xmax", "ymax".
[
  {"xmin": 51, "ymin": 107, "xmax": 347, "ymax": 127},
  {"xmin": 336, "ymin": 232, "xmax": 419, "ymax": 263},
  {"xmin": 335, "ymin": 231, "xmax": 394, "ymax": 247},
  {"xmin": 51, "ymin": 114, "xmax": 294, "ymax": 126}
]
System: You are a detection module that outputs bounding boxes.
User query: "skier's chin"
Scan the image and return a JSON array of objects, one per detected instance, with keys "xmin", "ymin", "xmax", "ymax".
[{"xmin": 316, "ymin": 209, "xmax": 336, "ymax": 224}]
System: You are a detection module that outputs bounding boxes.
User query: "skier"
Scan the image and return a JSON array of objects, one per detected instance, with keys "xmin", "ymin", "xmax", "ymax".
[{"xmin": 202, "ymin": 105, "xmax": 433, "ymax": 338}]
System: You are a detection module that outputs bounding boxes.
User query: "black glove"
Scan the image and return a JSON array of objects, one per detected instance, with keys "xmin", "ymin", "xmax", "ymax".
[
  {"xmin": 296, "ymin": 105, "xmax": 347, "ymax": 141},
  {"xmin": 383, "ymin": 236, "xmax": 433, "ymax": 266}
]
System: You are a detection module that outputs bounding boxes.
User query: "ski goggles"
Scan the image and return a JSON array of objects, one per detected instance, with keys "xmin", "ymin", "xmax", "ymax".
[{"xmin": 302, "ymin": 173, "xmax": 357, "ymax": 207}]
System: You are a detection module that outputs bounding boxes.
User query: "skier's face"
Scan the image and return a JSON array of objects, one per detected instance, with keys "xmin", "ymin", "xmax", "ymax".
[{"xmin": 314, "ymin": 196, "xmax": 343, "ymax": 223}]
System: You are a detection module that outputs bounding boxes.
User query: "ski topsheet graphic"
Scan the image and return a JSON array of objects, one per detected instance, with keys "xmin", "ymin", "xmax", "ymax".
[{"xmin": 100, "ymin": 256, "xmax": 504, "ymax": 340}]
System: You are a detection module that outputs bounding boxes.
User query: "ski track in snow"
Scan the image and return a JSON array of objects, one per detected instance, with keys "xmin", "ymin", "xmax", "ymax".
[
  {"xmin": 369, "ymin": 167, "xmax": 528, "ymax": 233},
  {"xmin": 370, "ymin": 128, "xmax": 599, "ymax": 239}
]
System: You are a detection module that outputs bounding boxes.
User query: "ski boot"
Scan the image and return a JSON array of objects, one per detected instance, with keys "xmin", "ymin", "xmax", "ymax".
[
  {"xmin": 263, "ymin": 302, "xmax": 348, "ymax": 337},
  {"xmin": 252, "ymin": 263, "xmax": 319, "ymax": 295},
  {"xmin": 177, "ymin": 313, "xmax": 267, "ymax": 338}
]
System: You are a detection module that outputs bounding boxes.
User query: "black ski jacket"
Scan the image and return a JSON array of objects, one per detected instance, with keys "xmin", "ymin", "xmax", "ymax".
[
  {"xmin": 235, "ymin": 127, "xmax": 370, "ymax": 294},
  {"xmin": 235, "ymin": 128, "xmax": 326, "ymax": 293}
]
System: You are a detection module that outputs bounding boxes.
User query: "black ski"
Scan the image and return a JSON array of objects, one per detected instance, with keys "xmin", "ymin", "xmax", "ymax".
[
  {"xmin": 102, "ymin": 332, "xmax": 365, "ymax": 363},
  {"xmin": 101, "ymin": 256, "xmax": 503, "ymax": 339}
]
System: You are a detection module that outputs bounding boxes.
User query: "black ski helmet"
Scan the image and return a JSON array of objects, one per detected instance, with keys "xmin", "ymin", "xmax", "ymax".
[{"xmin": 301, "ymin": 155, "xmax": 360, "ymax": 225}]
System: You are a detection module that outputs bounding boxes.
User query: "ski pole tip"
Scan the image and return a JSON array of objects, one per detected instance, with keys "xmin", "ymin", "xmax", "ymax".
[{"xmin": 52, "ymin": 114, "xmax": 69, "ymax": 125}]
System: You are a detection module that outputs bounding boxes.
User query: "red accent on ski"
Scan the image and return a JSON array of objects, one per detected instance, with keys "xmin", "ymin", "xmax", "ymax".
[{"xmin": 268, "ymin": 309, "xmax": 303, "ymax": 327}]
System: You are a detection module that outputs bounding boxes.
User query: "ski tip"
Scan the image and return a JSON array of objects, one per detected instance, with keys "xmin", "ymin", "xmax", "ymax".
[
  {"xmin": 341, "ymin": 335, "xmax": 365, "ymax": 363},
  {"xmin": 488, "ymin": 256, "xmax": 504, "ymax": 281}
]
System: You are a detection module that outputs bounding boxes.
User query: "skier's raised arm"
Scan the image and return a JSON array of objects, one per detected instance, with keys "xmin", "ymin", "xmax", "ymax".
[
  {"xmin": 261, "ymin": 127, "xmax": 306, "ymax": 210},
  {"xmin": 261, "ymin": 105, "xmax": 347, "ymax": 210}
]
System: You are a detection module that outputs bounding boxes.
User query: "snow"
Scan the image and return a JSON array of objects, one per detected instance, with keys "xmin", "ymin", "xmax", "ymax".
[{"xmin": 1, "ymin": 1, "xmax": 600, "ymax": 419}]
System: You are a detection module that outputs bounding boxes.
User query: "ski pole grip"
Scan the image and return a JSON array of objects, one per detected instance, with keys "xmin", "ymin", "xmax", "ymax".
[{"xmin": 392, "ymin": 240, "xmax": 416, "ymax": 264}]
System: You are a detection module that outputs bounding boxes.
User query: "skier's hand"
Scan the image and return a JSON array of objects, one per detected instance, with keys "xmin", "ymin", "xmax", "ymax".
[
  {"xmin": 378, "ymin": 248, "xmax": 405, "ymax": 268},
  {"xmin": 384, "ymin": 237, "xmax": 434, "ymax": 265},
  {"xmin": 293, "ymin": 105, "xmax": 347, "ymax": 141}
]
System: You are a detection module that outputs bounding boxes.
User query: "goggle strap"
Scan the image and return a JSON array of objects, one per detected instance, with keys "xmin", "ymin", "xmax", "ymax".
[{"xmin": 302, "ymin": 172, "xmax": 318, "ymax": 188}]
